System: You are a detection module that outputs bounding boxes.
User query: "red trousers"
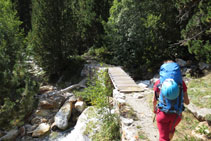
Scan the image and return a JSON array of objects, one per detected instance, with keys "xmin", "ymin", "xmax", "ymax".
[{"xmin": 156, "ymin": 109, "xmax": 182, "ymax": 141}]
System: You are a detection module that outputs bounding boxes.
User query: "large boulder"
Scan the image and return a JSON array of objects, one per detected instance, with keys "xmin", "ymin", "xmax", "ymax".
[
  {"xmin": 51, "ymin": 98, "xmax": 74, "ymax": 130},
  {"xmin": 59, "ymin": 106, "xmax": 104, "ymax": 141}
]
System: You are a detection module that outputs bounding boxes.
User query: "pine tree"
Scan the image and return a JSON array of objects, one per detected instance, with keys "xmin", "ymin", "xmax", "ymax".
[
  {"xmin": 0, "ymin": 0, "xmax": 38, "ymax": 130},
  {"xmin": 175, "ymin": 0, "xmax": 211, "ymax": 63},
  {"xmin": 31, "ymin": 0, "xmax": 77, "ymax": 79}
]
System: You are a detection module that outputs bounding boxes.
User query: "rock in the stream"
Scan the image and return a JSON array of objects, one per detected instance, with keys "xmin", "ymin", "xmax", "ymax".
[
  {"xmin": 137, "ymin": 80, "xmax": 150, "ymax": 88},
  {"xmin": 35, "ymin": 109, "xmax": 54, "ymax": 117},
  {"xmin": 52, "ymin": 98, "xmax": 74, "ymax": 130},
  {"xmin": 24, "ymin": 124, "xmax": 38, "ymax": 134},
  {"xmin": 19, "ymin": 126, "xmax": 26, "ymax": 136},
  {"xmin": 32, "ymin": 123, "xmax": 50, "ymax": 137},
  {"xmin": 39, "ymin": 85, "xmax": 54, "ymax": 94},
  {"xmin": 0, "ymin": 130, "xmax": 5, "ymax": 138},
  {"xmin": 0, "ymin": 128, "xmax": 19, "ymax": 141},
  {"xmin": 39, "ymin": 99, "xmax": 58, "ymax": 109},
  {"xmin": 59, "ymin": 106, "xmax": 103, "ymax": 141},
  {"xmin": 31, "ymin": 116, "xmax": 49, "ymax": 125},
  {"xmin": 75, "ymin": 101, "xmax": 86, "ymax": 113},
  {"xmin": 62, "ymin": 92, "xmax": 74, "ymax": 99}
]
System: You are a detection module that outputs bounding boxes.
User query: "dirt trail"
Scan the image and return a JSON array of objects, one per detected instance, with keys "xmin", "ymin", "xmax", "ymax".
[{"xmin": 125, "ymin": 92, "xmax": 159, "ymax": 140}]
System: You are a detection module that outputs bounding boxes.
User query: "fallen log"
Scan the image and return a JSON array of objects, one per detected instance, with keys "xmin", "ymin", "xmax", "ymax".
[{"xmin": 41, "ymin": 78, "xmax": 87, "ymax": 98}]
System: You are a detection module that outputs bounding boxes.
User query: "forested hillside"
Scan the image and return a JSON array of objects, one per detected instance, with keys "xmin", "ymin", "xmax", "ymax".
[{"xmin": 0, "ymin": 0, "xmax": 210, "ymax": 132}]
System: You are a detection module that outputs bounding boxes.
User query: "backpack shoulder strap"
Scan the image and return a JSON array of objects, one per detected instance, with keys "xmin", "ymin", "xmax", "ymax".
[{"xmin": 154, "ymin": 83, "xmax": 161, "ymax": 101}]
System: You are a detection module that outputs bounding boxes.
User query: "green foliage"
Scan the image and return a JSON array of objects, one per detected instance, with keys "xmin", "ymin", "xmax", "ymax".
[
  {"xmin": 196, "ymin": 124, "xmax": 209, "ymax": 135},
  {"xmin": 93, "ymin": 114, "xmax": 120, "ymax": 141},
  {"xmin": 104, "ymin": 0, "xmax": 187, "ymax": 79},
  {"xmin": 75, "ymin": 69, "xmax": 113, "ymax": 108},
  {"xmin": 83, "ymin": 46, "xmax": 111, "ymax": 62},
  {"xmin": 30, "ymin": 0, "xmax": 112, "ymax": 81},
  {"xmin": 71, "ymin": 0, "xmax": 113, "ymax": 53},
  {"xmin": 0, "ymin": 0, "xmax": 39, "ymax": 130},
  {"xmin": 176, "ymin": 0, "xmax": 211, "ymax": 63},
  {"xmin": 31, "ymin": 0, "xmax": 81, "ymax": 80},
  {"xmin": 76, "ymin": 69, "xmax": 120, "ymax": 141}
]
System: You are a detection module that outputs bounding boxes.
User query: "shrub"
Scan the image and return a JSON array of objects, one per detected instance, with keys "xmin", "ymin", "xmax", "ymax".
[{"xmin": 75, "ymin": 69, "xmax": 120, "ymax": 140}]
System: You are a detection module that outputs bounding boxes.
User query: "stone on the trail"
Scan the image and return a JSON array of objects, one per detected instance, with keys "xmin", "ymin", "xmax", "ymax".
[
  {"xmin": 181, "ymin": 68, "xmax": 192, "ymax": 76},
  {"xmin": 202, "ymin": 95, "xmax": 211, "ymax": 99},
  {"xmin": 75, "ymin": 101, "xmax": 86, "ymax": 113},
  {"xmin": 186, "ymin": 103, "xmax": 211, "ymax": 121},
  {"xmin": 133, "ymin": 93, "xmax": 144, "ymax": 99},
  {"xmin": 121, "ymin": 125, "xmax": 138, "ymax": 141},
  {"xmin": 32, "ymin": 123, "xmax": 50, "ymax": 137},
  {"xmin": 0, "ymin": 128, "xmax": 19, "ymax": 141},
  {"xmin": 176, "ymin": 58, "xmax": 187, "ymax": 67},
  {"xmin": 117, "ymin": 99, "xmax": 126, "ymax": 105},
  {"xmin": 198, "ymin": 62, "xmax": 210, "ymax": 70},
  {"xmin": 121, "ymin": 117, "xmax": 134, "ymax": 126},
  {"xmin": 113, "ymin": 89, "xmax": 125, "ymax": 99},
  {"xmin": 52, "ymin": 99, "xmax": 73, "ymax": 130}
]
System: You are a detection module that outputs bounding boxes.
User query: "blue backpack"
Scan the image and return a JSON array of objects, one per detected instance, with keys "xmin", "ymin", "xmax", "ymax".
[{"xmin": 157, "ymin": 62, "xmax": 184, "ymax": 114}]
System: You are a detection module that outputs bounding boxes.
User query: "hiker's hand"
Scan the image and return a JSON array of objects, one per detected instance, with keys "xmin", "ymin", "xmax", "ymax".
[{"xmin": 153, "ymin": 107, "xmax": 157, "ymax": 114}]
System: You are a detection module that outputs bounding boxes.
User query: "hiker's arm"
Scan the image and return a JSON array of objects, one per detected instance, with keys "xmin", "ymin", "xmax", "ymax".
[
  {"xmin": 182, "ymin": 81, "xmax": 189, "ymax": 105},
  {"xmin": 183, "ymin": 92, "xmax": 189, "ymax": 105}
]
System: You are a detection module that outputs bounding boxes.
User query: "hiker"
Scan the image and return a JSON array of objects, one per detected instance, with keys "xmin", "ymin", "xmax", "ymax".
[{"xmin": 153, "ymin": 60, "xmax": 190, "ymax": 141}]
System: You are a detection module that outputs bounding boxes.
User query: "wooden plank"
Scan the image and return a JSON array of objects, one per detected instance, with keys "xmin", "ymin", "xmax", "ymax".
[
  {"xmin": 117, "ymin": 86, "xmax": 143, "ymax": 92},
  {"xmin": 113, "ymin": 80, "xmax": 135, "ymax": 83},
  {"xmin": 108, "ymin": 67, "xmax": 143, "ymax": 92}
]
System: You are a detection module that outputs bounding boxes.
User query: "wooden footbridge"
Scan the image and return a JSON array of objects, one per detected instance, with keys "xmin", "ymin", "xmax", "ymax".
[{"xmin": 108, "ymin": 67, "xmax": 143, "ymax": 93}]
